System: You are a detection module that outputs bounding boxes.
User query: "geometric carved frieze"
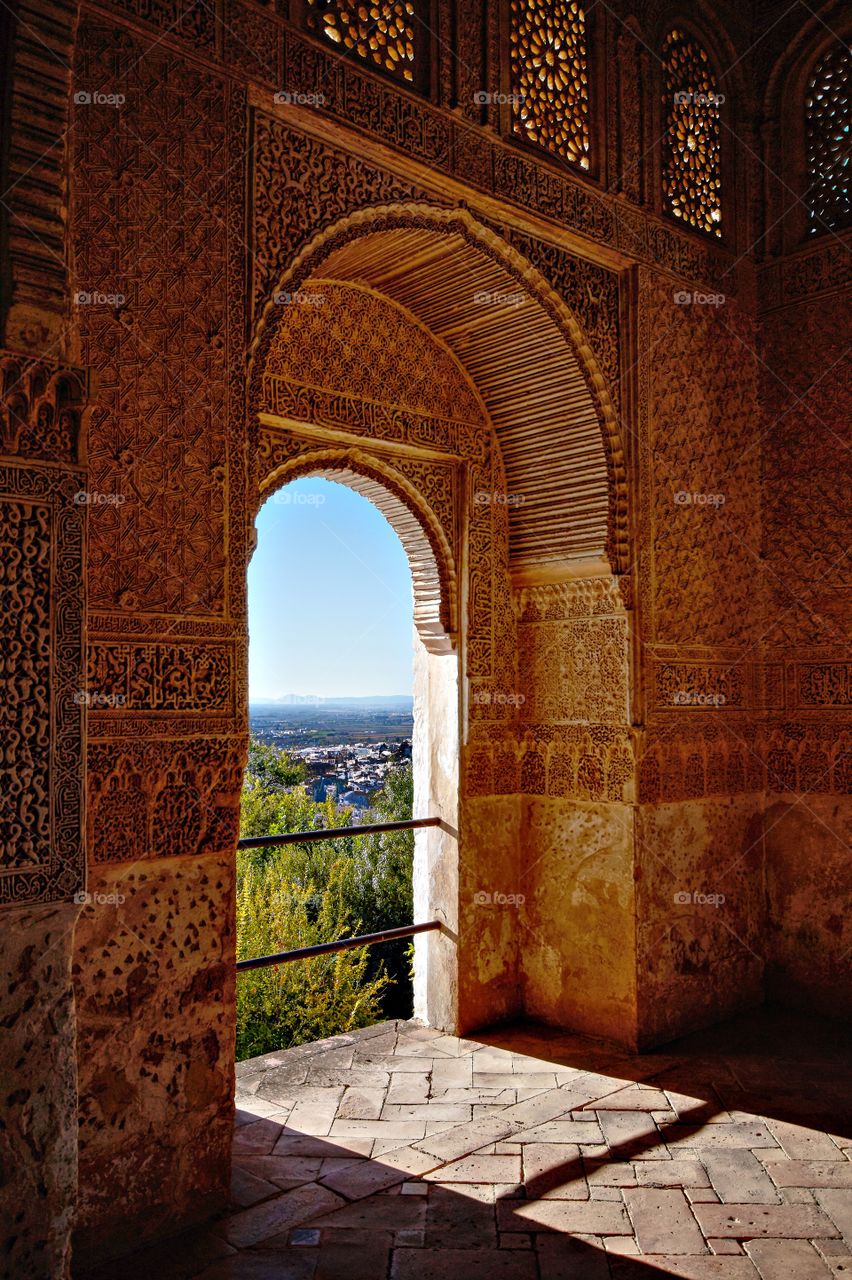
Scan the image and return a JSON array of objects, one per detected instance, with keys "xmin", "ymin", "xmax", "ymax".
[
  {"xmin": 0, "ymin": 464, "xmax": 86, "ymax": 906},
  {"xmin": 86, "ymin": 642, "xmax": 234, "ymax": 714}
]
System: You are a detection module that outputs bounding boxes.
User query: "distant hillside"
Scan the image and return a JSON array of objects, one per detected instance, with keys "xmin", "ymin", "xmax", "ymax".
[{"xmin": 251, "ymin": 695, "xmax": 413, "ymax": 713}]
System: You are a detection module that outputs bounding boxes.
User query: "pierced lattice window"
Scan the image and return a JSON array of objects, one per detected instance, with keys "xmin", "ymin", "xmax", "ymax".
[
  {"xmin": 306, "ymin": 1, "xmax": 418, "ymax": 84},
  {"xmin": 509, "ymin": 0, "xmax": 591, "ymax": 171},
  {"xmin": 806, "ymin": 45, "xmax": 852, "ymax": 234},
  {"xmin": 662, "ymin": 29, "xmax": 723, "ymax": 236}
]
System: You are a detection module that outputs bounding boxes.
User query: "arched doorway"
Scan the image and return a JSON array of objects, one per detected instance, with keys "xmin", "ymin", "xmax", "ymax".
[
  {"xmin": 247, "ymin": 204, "xmax": 631, "ymax": 1039},
  {"xmin": 248, "ymin": 460, "xmax": 461, "ymax": 1030}
]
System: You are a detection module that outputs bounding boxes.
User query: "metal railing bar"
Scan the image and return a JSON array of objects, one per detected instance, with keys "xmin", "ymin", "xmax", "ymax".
[
  {"xmin": 237, "ymin": 816, "xmax": 442, "ymax": 850},
  {"xmin": 236, "ymin": 920, "xmax": 442, "ymax": 970}
]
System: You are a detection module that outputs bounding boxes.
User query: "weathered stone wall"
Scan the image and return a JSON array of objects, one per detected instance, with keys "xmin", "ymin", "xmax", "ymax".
[{"xmin": 512, "ymin": 576, "xmax": 637, "ymax": 1043}]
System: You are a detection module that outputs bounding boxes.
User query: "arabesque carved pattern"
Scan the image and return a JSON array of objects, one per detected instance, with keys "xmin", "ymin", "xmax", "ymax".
[
  {"xmin": 73, "ymin": 24, "xmax": 235, "ymax": 617},
  {"xmin": 0, "ymin": 466, "xmax": 85, "ymax": 905}
]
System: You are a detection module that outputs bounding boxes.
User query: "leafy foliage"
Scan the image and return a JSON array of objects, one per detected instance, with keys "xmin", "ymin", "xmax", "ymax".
[{"xmin": 235, "ymin": 740, "xmax": 415, "ymax": 1060}]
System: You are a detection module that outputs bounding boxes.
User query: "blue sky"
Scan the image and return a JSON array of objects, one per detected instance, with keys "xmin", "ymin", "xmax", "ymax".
[{"xmin": 248, "ymin": 477, "xmax": 414, "ymax": 700}]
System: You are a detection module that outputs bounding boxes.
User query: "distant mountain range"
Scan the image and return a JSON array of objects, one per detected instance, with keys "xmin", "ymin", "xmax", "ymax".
[{"xmin": 250, "ymin": 695, "xmax": 413, "ymax": 711}]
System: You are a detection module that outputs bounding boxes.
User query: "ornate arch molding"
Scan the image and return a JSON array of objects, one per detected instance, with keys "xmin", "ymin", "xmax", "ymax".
[
  {"xmin": 760, "ymin": 3, "xmax": 852, "ymax": 252},
  {"xmin": 248, "ymin": 203, "xmax": 630, "ymax": 576},
  {"xmin": 1, "ymin": 0, "xmax": 78, "ymax": 355},
  {"xmin": 257, "ymin": 448, "xmax": 458, "ymax": 655}
]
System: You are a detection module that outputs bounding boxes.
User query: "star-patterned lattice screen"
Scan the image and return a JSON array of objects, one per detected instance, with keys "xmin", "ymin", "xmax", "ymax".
[
  {"xmin": 306, "ymin": 1, "xmax": 418, "ymax": 84},
  {"xmin": 662, "ymin": 29, "xmax": 723, "ymax": 236},
  {"xmin": 509, "ymin": 0, "xmax": 591, "ymax": 170},
  {"xmin": 806, "ymin": 44, "xmax": 852, "ymax": 234}
]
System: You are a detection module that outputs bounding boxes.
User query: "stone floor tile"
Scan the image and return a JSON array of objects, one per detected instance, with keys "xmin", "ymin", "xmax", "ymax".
[
  {"xmin": 230, "ymin": 1166, "xmax": 280, "ymax": 1209},
  {"xmin": 382, "ymin": 1103, "xmax": 470, "ymax": 1123},
  {"xmin": 232, "ymin": 1120, "xmax": 284, "ymax": 1156},
  {"xmin": 424, "ymin": 1182, "xmax": 498, "ymax": 1249},
  {"xmin": 220, "ymin": 1184, "xmax": 347, "ymax": 1249},
  {"xmin": 414, "ymin": 1116, "xmax": 518, "ymax": 1162},
  {"xmin": 497, "ymin": 1231, "xmax": 532, "ymax": 1248},
  {"xmin": 692, "ymin": 1202, "xmax": 841, "ymax": 1239},
  {"xmin": 633, "ymin": 1160, "xmax": 709, "ymax": 1187},
  {"xmin": 521, "ymin": 1142, "xmax": 587, "ymax": 1199},
  {"xmin": 390, "ymin": 1248, "xmax": 538, "ymax": 1279},
  {"xmin": 771, "ymin": 1162, "xmax": 852, "ymax": 1188},
  {"xmin": 594, "ymin": 1087, "xmax": 672, "ymax": 1111},
  {"xmin": 373, "ymin": 1145, "xmax": 439, "ymax": 1176},
  {"xmin": 609, "ymin": 1260, "xmax": 759, "ymax": 1279},
  {"xmin": 604, "ymin": 1235, "xmax": 641, "ymax": 1254},
  {"xmin": 595, "ymin": 1109, "xmax": 664, "ymax": 1158},
  {"xmin": 585, "ymin": 1161, "xmax": 638, "ymax": 1186},
  {"xmin": 782, "ymin": 1188, "xmax": 818, "ymax": 1203},
  {"xmin": 272, "ymin": 1136, "xmax": 374, "ymax": 1159},
  {"xmin": 305, "ymin": 1192, "xmax": 427, "ymax": 1232},
  {"xmin": 498, "ymin": 1196, "xmax": 631, "ymax": 1235},
  {"xmin": 319, "ymin": 1159, "xmax": 407, "ymax": 1200},
  {"xmin": 290, "ymin": 1228, "xmax": 321, "ymax": 1245},
  {"xmin": 687, "ymin": 1188, "xmax": 721, "ymax": 1202},
  {"xmin": 513, "ymin": 1120, "xmax": 604, "ymax": 1145},
  {"xmin": 590, "ymin": 1186, "xmax": 624, "ymax": 1200},
  {"xmin": 707, "ymin": 1239, "xmax": 744, "ymax": 1254},
  {"xmin": 816, "ymin": 1189, "xmax": 852, "ymax": 1244},
  {"xmin": 329, "ymin": 1119, "xmax": 426, "ymax": 1140},
  {"xmin": 425, "ymin": 1154, "xmax": 522, "ymax": 1183},
  {"xmin": 501, "ymin": 1090, "xmax": 594, "ymax": 1127},
  {"xmin": 401, "ymin": 1182, "xmax": 428, "ymax": 1195},
  {"xmin": 386, "ymin": 1073, "xmax": 430, "ymax": 1104},
  {"xmin": 535, "ymin": 1235, "xmax": 611, "ymax": 1279},
  {"xmin": 745, "ymin": 1238, "xmax": 835, "ymax": 1278},
  {"xmin": 667, "ymin": 1123, "xmax": 779, "ymax": 1151},
  {"xmin": 196, "ymin": 1251, "xmax": 317, "ymax": 1280},
  {"xmin": 766, "ymin": 1121, "xmax": 845, "ymax": 1161},
  {"xmin": 624, "ymin": 1187, "xmax": 708, "ymax": 1255},
  {"xmin": 312, "ymin": 1241, "xmax": 391, "ymax": 1280},
  {"xmin": 337, "ymin": 1088, "xmax": 386, "ymax": 1120},
  {"xmin": 703, "ymin": 1151, "xmax": 783, "ymax": 1203},
  {"xmin": 473, "ymin": 1072, "xmax": 557, "ymax": 1090}
]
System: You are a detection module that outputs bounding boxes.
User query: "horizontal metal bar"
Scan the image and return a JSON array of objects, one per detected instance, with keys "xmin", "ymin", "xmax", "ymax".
[
  {"xmin": 236, "ymin": 920, "xmax": 442, "ymax": 970},
  {"xmin": 237, "ymin": 816, "xmax": 442, "ymax": 850}
]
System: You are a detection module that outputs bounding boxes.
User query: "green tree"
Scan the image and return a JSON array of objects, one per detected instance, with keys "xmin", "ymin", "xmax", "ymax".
[{"xmin": 236, "ymin": 856, "xmax": 388, "ymax": 1060}]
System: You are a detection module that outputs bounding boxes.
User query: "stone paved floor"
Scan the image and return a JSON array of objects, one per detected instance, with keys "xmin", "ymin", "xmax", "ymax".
[{"xmin": 87, "ymin": 1010, "xmax": 852, "ymax": 1278}]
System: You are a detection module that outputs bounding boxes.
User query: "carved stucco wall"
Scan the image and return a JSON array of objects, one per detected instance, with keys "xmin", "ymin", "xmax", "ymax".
[
  {"xmin": 70, "ymin": 23, "xmax": 248, "ymax": 1264},
  {"xmin": 758, "ymin": 240, "xmax": 852, "ymax": 1020}
]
